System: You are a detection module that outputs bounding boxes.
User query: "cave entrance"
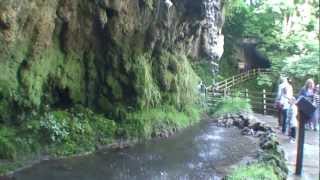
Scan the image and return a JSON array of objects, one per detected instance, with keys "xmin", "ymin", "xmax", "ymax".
[{"xmin": 52, "ymin": 86, "xmax": 73, "ymax": 109}]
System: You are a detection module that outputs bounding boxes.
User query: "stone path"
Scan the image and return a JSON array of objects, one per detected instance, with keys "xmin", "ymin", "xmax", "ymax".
[{"xmin": 254, "ymin": 113, "xmax": 319, "ymax": 180}]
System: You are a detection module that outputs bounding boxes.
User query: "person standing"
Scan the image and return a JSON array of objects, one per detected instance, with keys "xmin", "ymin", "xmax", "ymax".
[
  {"xmin": 275, "ymin": 77, "xmax": 290, "ymax": 129},
  {"xmin": 287, "ymin": 97, "xmax": 298, "ymax": 143},
  {"xmin": 298, "ymin": 79, "xmax": 315, "ymax": 130},
  {"xmin": 279, "ymin": 78, "xmax": 293, "ymax": 134}
]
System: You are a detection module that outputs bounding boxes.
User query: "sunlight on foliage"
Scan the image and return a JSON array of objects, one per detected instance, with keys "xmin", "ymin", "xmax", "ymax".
[
  {"xmin": 227, "ymin": 163, "xmax": 280, "ymax": 180},
  {"xmin": 211, "ymin": 96, "xmax": 252, "ymax": 116}
]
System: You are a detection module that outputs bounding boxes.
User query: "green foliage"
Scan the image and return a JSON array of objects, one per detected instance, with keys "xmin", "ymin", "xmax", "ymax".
[
  {"xmin": 223, "ymin": 0, "xmax": 319, "ymax": 90},
  {"xmin": 257, "ymin": 74, "xmax": 273, "ymax": 87},
  {"xmin": 143, "ymin": 0, "xmax": 154, "ymax": 10},
  {"xmin": 192, "ymin": 61, "xmax": 215, "ymax": 85},
  {"xmin": 120, "ymin": 105, "xmax": 201, "ymax": 139},
  {"xmin": 211, "ymin": 96, "xmax": 252, "ymax": 116},
  {"xmin": 282, "ymin": 49, "xmax": 320, "ymax": 81},
  {"xmin": 157, "ymin": 51, "xmax": 200, "ymax": 110},
  {"xmin": 0, "ymin": 126, "xmax": 17, "ymax": 160},
  {"xmin": 39, "ymin": 111, "xmax": 70, "ymax": 143},
  {"xmin": 19, "ymin": 47, "xmax": 65, "ymax": 107},
  {"xmin": 227, "ymin": 163, "xmax": 280, "ymax": 180},
  {"xmin": 132, "ymin": 53, "xmax": 161, "ymax": 109},
  {"xmin": 89, "ymin": 113, "xmax": 117, "ymax": 145},
  {"xmin": 18, "ymin": 108, "xmax": 117, "ymax": 156}
]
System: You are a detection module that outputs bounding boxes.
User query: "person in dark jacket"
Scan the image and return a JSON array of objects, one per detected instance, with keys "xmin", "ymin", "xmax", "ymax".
[{"xmin": 298, "ymin": 79, "xmax": 316, "ymax": 130}]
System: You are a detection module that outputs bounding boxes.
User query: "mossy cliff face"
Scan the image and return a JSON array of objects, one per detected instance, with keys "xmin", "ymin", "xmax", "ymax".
[{"xmin": 0, "ymin": 0, "xmax": 224, "ymax": 122}]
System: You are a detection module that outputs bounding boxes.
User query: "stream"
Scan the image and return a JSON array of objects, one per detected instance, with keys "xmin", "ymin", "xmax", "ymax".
[{"xmin": 13, "ymin": 120, "xmax": 258, "ymax": 180}]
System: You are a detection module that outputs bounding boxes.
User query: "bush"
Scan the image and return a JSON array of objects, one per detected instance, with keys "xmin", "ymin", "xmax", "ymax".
[
  {"xmin": 227, "ymin": 163, "xmax": 280, "ymax": 180},
  {"xmin": 0, "ymin": 126, "xmax": 17, "ymax": 160},
  {"xmin": 90, "ymin": 115, "xmax": 117, "ymax": 145},
  {"xmin": 211, "ymin": 96, "xmax": 252, "ymax": 116},
  {"xmin": 39, "ymin": 111, "xmax": 70, "ymax": 143},
  {"xmin": 120, "ymin": 105, "xmax": 201, "ymax": 139}
]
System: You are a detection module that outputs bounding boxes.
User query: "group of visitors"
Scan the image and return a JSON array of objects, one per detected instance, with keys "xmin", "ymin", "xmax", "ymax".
[{"xmin": 275, "ymin": 77, "xmax": 320, "ymax": 143}]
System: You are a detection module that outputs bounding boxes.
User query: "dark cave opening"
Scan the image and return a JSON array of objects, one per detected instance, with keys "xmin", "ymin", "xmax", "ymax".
[
  {"xmin": 244, "ymin": 44, "xmax": 271, "ymax": 69},
  {"xmin": 106, "ymin": 8, "xmax": 118, "ymax": 18},
  {"xmin": 52, "ymin": 86, "xmax": 73, "ymax": 108}
]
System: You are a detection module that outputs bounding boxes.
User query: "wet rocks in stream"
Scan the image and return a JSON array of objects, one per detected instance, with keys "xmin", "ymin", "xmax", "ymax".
[{"xmin": 212, "ymin": 112, "xmax": 288, "ymax": 179}]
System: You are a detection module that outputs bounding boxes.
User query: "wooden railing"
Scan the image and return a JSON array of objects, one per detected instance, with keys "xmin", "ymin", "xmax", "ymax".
[
  {"xmin": 205, "ymin": 68, "xmax": 279, "ymax": 115},
  {"xmin": 208, "ymin": 68, "xmax": 271, "ymax": 93},
  {"xmin": 207, "ymin": 88, "xmax": 278, "ymax": 115}
]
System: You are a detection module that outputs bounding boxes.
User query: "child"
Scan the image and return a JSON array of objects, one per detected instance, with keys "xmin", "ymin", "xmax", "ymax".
[{"xmin": 287, "ymin": 98, "xmax": 298, "ymax": 143}]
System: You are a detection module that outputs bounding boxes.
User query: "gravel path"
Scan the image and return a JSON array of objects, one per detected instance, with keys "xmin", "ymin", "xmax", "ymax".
[{"xmin": 253, "ymin": 113, "xmax": 319, "ymax": 180}]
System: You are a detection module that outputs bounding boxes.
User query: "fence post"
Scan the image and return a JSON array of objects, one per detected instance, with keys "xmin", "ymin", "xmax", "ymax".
[
  {"xmin": 232, "ymin": 76, "xmax": 235, "ymax": 86},
  {"xmin": 263, "ymin": 89, "xmax": 266, "ymax": 115},
  {"xmin": 224, "ymin": 88, "xmax": 227, "ymax": 97},
  {"xmin": 296, "ymin": 111, "xmax": 306, "ymax": 175},
  {"xmin": 245, "ymin": 89, "xmax": 249, "ymax": 101},
  {"xmin": 225, "ymin": 79, "xmax": 228, "ymax": 89}
]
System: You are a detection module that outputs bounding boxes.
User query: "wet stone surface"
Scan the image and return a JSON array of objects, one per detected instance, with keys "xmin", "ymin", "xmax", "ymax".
[{"xmin": 13, "ymin": 120, "xmax": 259, "ymax": 180}]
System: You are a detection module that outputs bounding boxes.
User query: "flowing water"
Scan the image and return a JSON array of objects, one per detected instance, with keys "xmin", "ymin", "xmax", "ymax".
[{"xmin": 13, "ymin": 120, "xmax": 258, "ymax": 180}]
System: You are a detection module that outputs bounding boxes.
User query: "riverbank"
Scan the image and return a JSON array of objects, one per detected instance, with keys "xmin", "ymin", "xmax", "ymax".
[
  {"xmin": 211, "ymin": 112, "xmax": 288, "ymax": 179},
  {"xmin": 0, "ymin": 105, "xmax": 202, "ymax": 176},
  {"xmin": 11, "ymin": 116, "xmax": 259, "ymax": 179}
]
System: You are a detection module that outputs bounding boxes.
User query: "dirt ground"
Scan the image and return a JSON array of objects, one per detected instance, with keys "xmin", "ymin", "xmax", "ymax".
[{"xmin": 254, "ymin": 113, "xmax": 319, "ymax": 180}]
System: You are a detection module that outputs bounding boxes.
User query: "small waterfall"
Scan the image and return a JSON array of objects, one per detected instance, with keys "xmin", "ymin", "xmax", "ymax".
[{"xmin": 202, "ymin": 0, "xmax": 224, "ymax": 73}]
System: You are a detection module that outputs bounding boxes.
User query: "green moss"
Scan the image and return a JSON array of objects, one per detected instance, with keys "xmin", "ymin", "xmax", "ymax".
[
  {"xmin": 227, "ymin": 163, "xmax": 280, "ymax": 180},
  {"xmin": 19, "ymin": 46, "xmax": 65, "ymax": 107},
  {"xmin": 132, "ymin": 53, "xmax": 161, "ymax": 109},
  {"xmin": 0, "ymin": 126, "xmax": 17, "ymax": 160},
  {"xmin": 106, "ymin": 74, "xmax": 123, "ymax": 100},
  {"xmin": 59, "ymin": 53, "xmax": 85, "ymax": 104},
  {"xmin": 156, "ymin": 51, "xmax": 200, "ymax": 110},
  {"xmin": 120, "ymin": 105, "xmax": 201, "ymax": 139}
]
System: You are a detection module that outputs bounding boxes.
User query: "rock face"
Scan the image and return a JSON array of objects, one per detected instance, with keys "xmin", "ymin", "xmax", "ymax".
[
  {"xmin": 202, "ymin": 0, "xmax": 224, "ymax": 72},
  {"xmin": 0, "ymin": 0, "xmax": 225, "ymax": 121}
]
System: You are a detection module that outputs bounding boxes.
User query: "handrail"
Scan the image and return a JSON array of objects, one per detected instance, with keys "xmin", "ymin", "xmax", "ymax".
[
  {"xmin": 205, "ymin": 68, "xmax": 282, "ymax": 115},
  {"xmin": 208, "ymin": 68, "xmax": 271, "ymax": 92},
  {"xmin": 207, "ymin": 88, "xmax": 279, "ymax": 115}
]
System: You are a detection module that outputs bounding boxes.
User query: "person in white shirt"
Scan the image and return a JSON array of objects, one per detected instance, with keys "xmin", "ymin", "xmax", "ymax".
[
  {"xmin": 279, "ymin": 78, "xmax": 293, "ymax": 134},
  {"xmin": 275, "ymin": 77, "xmax": 287, "ymax": 128},
  {"xmin": 287, "ymin": 97, "xmax": 298, "ymax": 143}
]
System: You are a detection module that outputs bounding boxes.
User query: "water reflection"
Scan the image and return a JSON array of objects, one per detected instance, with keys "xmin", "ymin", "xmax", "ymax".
[{"xmin": 13, "ymin": 121, "xmax": 257, "ymax": 180}]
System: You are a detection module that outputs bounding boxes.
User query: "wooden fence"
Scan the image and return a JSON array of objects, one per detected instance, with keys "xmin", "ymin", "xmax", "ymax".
[
  {"xmin": 205, "ymin": 68, "xmax": 280, "ymax": 115},
  {"xmin": 208, "ymin": 68, "xmax": 271, "ymax": 93},
  {"xmin": 207, "ymin": 88, "xmax": 278, "ymax": 115}
]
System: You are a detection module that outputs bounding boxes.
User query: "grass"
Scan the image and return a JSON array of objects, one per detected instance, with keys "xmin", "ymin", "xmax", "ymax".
[
  {"xmin": 210, "ymin": 96, "xmax": 252, "ymax": 116},
  {"xmin": 227, "ymin": 163, "xmax": 280, "ymax": 180},
  {"xmin": 119, "ymin": 105, "xmax": 201, "ymax": 139}
]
